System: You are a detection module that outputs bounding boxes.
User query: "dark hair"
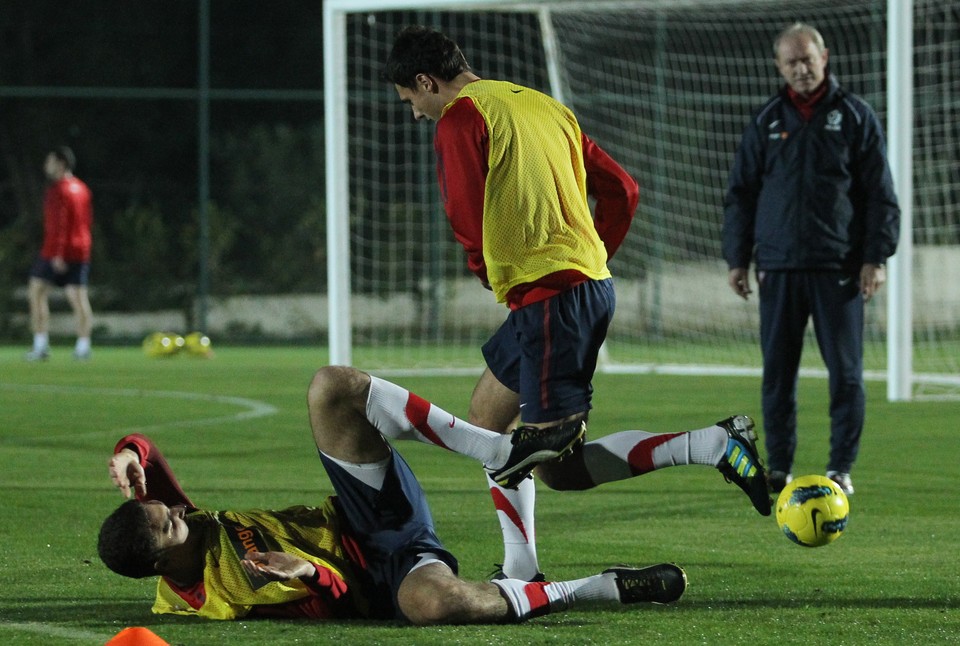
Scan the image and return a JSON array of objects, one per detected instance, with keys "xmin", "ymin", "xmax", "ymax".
[
  {"xmin": 97, "ymin": 500, "xmax": 161, "ymax": 579},
  {"xmin": 49, "ymin": 146, "xmax": 76, "ymax": 171},
  {"xmin": 382, "ymin": 25, "xmax": 471, "ymax": 88}
]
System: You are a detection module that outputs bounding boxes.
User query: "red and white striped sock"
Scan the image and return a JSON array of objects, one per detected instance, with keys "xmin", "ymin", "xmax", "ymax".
[
  {"xmin": 582, "ymin": 426, "xmax": 727, "ymax": 485},
  {"xmin": 488, "ymin": 474, "xmax": 540, "ymax": 581},
  {"xmin": 365, "ymin": 376, "xmax": 511, "ymax": 467},
  {"xmin": 491, "ymin": 572, "xmax": 619, "ymax": 621}
]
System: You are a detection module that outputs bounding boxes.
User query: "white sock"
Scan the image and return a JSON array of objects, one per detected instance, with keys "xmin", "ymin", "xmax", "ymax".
[
  {"xmin": 321, "ymin": 451, "xmax": 391, "ymax": 490},
  {"xmin": 365, "ymin": 376, "xmax": 512, "ymax": 468},
  {"xmin": 75, "ymin": 337, "xmax": 91, "ymax": 354},
  {"xmin": 33, "ymin": 333, "xmax": 49, "ymax": 352},
  {"xmin": 492, "ymin": 572, "xmax": 619, "ymax": 621},
  {"xmin": 487, "ymin": 473, "xmax": 540, "ymax": 581},
  {"xmin": 582, "ymin": 426, "xmax": 727, "ymax": 486}
]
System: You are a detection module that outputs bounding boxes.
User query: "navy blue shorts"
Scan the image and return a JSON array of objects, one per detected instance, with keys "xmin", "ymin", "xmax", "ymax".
[
  {"xmin": 319, "ymin": 449, "xmax": 458, "ymax": 620},
  {"xmin": 29, "ymin": 256, "xmax": 90, "ymax": 287},
  {"xmin": 482, "ymin": 278, "xmax": 615, "ymax": 424}
]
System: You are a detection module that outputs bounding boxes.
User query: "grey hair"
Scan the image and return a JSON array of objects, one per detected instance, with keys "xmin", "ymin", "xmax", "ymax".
[{"xmin": 773, "ymin": 22, "xmax": 826, "ymax": 57}]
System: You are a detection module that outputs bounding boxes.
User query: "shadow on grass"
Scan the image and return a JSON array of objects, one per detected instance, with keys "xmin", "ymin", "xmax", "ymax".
[{"xmin": 0, "ymin": 599, "xmax": 160, "ymax": 624}]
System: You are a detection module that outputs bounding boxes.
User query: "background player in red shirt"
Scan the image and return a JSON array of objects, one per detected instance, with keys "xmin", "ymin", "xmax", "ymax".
[
  {"xmin": 383, "ymin": 26, "xmax": 771, "ymax": 583},
  {"xmin": 25, "ymin": 146, "xmax": 94, "ymax": 361}
]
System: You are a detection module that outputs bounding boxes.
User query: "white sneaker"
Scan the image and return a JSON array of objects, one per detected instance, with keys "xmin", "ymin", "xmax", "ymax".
[
  {"xmin": 826, "ymin": 471, "xmax": 854, "ymax": 496},
  {"xmin": 24, "ymin": 348, "xmax": 50, "ymax": 362}
]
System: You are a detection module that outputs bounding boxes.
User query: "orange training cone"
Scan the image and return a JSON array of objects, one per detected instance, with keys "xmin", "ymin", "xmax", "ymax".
[{"xmin": 104, "ymin": 626, "xmax": 170, "ymax": 646}]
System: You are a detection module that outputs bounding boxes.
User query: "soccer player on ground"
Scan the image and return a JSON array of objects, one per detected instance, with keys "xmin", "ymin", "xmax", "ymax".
[
  {"xmin": 97, "ymin": 366, "xmax": 686, "ymax": 623},
  {"xmin": 382, "ymin": 25, "xmax": 772, "ymax": 582}
]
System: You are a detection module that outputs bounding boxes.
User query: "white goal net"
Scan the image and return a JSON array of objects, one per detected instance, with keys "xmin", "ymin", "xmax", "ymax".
[{"xmin": 324, "ymin": 0, "xmax": 960, "ymax": 397}]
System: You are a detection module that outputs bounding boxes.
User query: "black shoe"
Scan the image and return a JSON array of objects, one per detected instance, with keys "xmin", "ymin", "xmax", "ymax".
[
  {"xmin": 767, "ymin": 470, "xmax": 792, "ymax": 494},
  {"xmin": 487, "ymin": 420, "xmax": 586, "ymax": 489},
  {"xmin": 488, "ymin": 564, "xmax": 546, "ymax": 583},
  {"xmin": 605, "ymin": 563, "xmax": 687, "ymax": 604},
  {"xmin": 716, "ymin": 415, "xmax": 772, "ymax": 516}
]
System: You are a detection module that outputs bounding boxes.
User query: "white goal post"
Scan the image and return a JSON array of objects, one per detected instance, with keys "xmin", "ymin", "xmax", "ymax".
[{"xmin": 323, "ymin": 0, "xmax": 960, "ymax": 400}]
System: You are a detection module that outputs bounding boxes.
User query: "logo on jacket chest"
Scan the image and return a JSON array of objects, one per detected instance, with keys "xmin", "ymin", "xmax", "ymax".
[
  {"xmin": 768, "ymin": 119, "xmax": 788, "ymax": 140},
  {"xmin": 825, "ymin": 110, "xmax": 843, "ymax": 131}
]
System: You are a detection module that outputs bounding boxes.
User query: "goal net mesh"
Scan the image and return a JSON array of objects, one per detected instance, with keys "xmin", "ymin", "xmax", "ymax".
[{"xmin": 338, "ymin": 0, "xmax": 959, "ymax": 391}]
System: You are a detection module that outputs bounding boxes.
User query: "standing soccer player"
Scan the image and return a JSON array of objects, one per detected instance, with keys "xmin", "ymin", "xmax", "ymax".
[
  {"xmin": 25, "ymin": 146, "xmax": 95, "ymax": 361},
  {"xmin": 384, "ymin": 25, "xmax": 770, "ymax": 582}
]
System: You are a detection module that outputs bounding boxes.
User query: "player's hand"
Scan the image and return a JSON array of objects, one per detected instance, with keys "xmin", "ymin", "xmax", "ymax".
[
  {"xmin": 108, "ymin": 448, "xmax": 147, "ymax": 498},
  {"xmin": 241, "ymin": 551, "xmax": 315, "ymax": 581},
  {"xmin": 51, "ymin": 256, "xmax": 67, "ymax": 273},
  {"xmin": 860, "ymin": 263, "xmax": 886, "ymax": 302},
  {"xmin": 728, "ymin": 267, "xmax": 752, "ymax": 300}
]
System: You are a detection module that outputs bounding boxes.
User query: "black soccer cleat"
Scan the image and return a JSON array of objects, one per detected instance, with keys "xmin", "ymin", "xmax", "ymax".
[
  {"xmin": 606, "ymin": 563, "xmax": 687, "ymax": 605},
  {"xmin": 716, "ymin": 415, "xmax": 772, "ymax": 516},
  {"xmin": 488, "ymin": 564, "xmax": 546, "ymax": 583},
  {"xmin": 487, "ymin": 420, "xmax": 586, "ymax": 489}
]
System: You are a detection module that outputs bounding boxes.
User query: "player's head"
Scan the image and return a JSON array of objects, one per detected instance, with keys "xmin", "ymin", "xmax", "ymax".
[
  {"xmin": 382, "ymin": 25, "xmax": 471, "ymax": 89},
  {"xmin": 773, "ymin": 23, "xmax": 829, "ymax": 97},
  {"xmin": 98, "ymin": 500, "xmax": 162, "ymax": 578},
  {"xmin": 98, "ymin": 500, "xmax": 189, "ymax": 578},
  {"xmin": 44, "ymin": 146, "xmax": 75, "ymax": 180}
]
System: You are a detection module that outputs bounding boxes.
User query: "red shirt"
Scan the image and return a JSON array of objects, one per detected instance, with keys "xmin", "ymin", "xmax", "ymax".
[
  {"xmin": 41, "ymin": 176, "xmax": 93, "ymax": 262},
  {"xmin": 787, "ymin": 81, "xmax": 829, "ymax": 122}
]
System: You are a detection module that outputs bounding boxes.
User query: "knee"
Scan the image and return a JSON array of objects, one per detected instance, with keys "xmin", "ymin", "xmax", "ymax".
[{"xmin": 307, "ymin": 366, "xmax": 367, "ymax": 416}]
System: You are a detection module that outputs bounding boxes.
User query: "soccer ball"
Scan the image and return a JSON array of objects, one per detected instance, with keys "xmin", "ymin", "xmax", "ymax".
[
  {"xmin": 142, "ymin": 332, "xmax": 184, "ymax": 358},
  {"xmin": 183, "ymin": 331, "xmax": 213, "ymax": 357},
  {"xmin": 775, "ymin": 474, "xmax": 850, "ymax": 547}
]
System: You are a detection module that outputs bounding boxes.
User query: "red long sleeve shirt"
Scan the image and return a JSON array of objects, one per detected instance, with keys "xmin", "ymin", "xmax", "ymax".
[{"xmin": 41, "ymin": 176, "xmax": 93, "ymax": 262}]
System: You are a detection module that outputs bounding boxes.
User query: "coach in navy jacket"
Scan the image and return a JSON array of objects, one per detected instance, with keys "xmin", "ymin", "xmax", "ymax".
[{"xmin": 722, "ymin": 22, "xmax": 899, "ymax": 497}]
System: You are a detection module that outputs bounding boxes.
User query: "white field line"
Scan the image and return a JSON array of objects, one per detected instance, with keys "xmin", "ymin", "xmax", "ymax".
[
  {"xmin": 0, "ymin": 383, "xmax": 278, "ymax": 439},
  {"xmin": 0, "ymin": 620, "xmax": 112, "ymax": 643}
]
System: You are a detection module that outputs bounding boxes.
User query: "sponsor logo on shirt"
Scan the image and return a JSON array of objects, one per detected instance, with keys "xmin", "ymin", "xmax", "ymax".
[{"xmin": 227, "ymin": 524, "xmax": 273, "ymax": 589}]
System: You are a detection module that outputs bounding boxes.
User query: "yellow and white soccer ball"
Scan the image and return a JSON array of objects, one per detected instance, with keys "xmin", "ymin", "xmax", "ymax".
[
  {"xmin": 776, "ymin": 474, "xmax": 850, "ymax": 547},
  {"xmin": 183, "ymin": 331, "xmax": 213, "ymax": 358},
  {"xmin": 142, "ymin": 332, "xmax": 184, "ymax": 358}
]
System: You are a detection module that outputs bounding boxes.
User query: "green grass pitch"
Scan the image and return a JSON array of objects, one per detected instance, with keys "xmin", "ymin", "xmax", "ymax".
[{"xmin": 1, "ymin": 346, "xmax": 957, "ymax": 645}]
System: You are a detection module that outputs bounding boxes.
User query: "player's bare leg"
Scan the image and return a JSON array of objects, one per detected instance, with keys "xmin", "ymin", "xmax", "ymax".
[
  {"xmin": 65, "ymin": 284, "xmax": 93, "ymax": 358},
  {"xmin": 26, "ymin": 277, "xmax": 51, "ymax": 360},
  {"xmin": 397, "ymin": 560, "xmax": 687, "ymax": 625},
  {"xmin": 308, "ymin": 365, "xmax": 393, "ymax": 464},
  {"xmin": 397, "ymin": 563, "xmax": 510, "ymax": 625},
  {"xmin": 307, "ymin": 366, "xmax": 569, "ymax": 474}
]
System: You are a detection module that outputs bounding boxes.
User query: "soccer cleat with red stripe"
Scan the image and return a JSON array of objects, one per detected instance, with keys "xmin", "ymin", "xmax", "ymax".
[{"xmin": 717, "ymin": 415, "xmax": 772, "ymax": 516}]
